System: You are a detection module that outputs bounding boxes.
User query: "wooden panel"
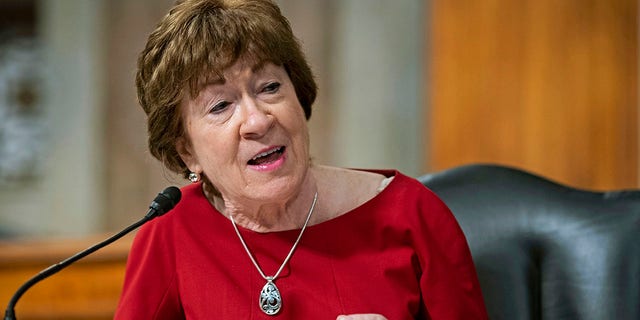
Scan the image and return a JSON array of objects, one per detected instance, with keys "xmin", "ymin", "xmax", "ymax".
[
  {"xmin": 427, "ymin": 0, "xmax": 638, "ymax": 190},
  {"xmin": 0, "ymin": 234, "xmax": 132, "ymax": 320}
]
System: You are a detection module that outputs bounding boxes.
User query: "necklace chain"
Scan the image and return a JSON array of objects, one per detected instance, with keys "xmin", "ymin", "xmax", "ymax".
[{"xmin": 230, "ymin": 192, "xmax": 318, "ymax": 281}]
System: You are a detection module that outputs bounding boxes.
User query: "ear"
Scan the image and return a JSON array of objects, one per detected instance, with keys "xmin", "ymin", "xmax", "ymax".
[{"xmin": 176, "ymin": 136, "xmax": 201, "ymax": 173}]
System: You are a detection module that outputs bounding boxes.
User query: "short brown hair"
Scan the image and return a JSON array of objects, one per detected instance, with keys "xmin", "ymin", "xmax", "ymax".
[{"xmin": 137, "ymin": 0, "xmax": 317, "ymax": 180}]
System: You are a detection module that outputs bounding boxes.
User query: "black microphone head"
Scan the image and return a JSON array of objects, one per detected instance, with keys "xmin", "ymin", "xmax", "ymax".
[
  {"xmin": 148, "ymin": 186, "xmax": 182, "ymax": 218},
  {"xmin": 161, "ymin": 186, "xmax": 182, "ymax": 205}
]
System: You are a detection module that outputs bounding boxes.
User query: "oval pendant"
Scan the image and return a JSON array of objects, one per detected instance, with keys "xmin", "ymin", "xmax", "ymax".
[{"xmin": 259, "ymin": 280, "xmax": 282, "ymax": 315}]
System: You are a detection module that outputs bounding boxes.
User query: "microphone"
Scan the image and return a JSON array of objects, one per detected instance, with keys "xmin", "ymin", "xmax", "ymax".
[{"xmin": 3, "ymin": 186, "xmax": 182, "ymax": 320}]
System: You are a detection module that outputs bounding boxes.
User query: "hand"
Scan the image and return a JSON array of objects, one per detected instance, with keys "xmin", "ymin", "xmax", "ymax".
[{"xmin": 336, "ymin": 314, "xmax": 388, "ymax": 320}]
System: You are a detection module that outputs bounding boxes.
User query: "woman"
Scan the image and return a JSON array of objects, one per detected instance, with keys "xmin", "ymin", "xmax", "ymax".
[{"xmin": 115, "ymin": 0, "xmax": 488, "ymax": 319}]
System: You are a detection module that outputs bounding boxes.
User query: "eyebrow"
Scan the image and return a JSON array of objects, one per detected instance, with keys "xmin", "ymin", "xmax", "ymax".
[{"xmin": 200, "ymin": 76, "xmax": 225, "ymax": 87}]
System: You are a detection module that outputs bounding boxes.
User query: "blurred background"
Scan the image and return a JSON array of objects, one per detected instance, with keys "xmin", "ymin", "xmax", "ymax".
[{"xmin": 0, "ymin": 0, "xmax": 636, "ymax": 239}]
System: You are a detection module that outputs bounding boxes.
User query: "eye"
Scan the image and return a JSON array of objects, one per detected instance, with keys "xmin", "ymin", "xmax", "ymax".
[
  {"xmin": 209, "ymin": 100, "xmax": 230, "ymax": 114},
  {"xmin": 262, "ymin": 82, "xmax": 281, "ymax": 94}
]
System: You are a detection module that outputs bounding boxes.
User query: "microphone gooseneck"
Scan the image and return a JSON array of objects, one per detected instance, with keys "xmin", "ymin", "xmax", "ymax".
[{"xmin": 4, "ymin": 186, "xmax": 182, "ymax": 320}]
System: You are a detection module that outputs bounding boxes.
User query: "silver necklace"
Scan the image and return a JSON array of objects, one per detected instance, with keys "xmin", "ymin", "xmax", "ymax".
[{"xmin": 229, "ymin": 192, "xmax": 318, "ymax": 316}]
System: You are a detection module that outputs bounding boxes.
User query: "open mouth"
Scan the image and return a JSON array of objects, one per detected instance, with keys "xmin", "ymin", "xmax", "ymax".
[{"xmin": 247, "ymin": 146, "xmax": 286, "ymax": 166}]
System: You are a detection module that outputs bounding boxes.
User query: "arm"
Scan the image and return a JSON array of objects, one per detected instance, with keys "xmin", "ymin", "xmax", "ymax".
[{"xmin": 414, "ymin": 186, "xmax": 488, "ymax": 319}]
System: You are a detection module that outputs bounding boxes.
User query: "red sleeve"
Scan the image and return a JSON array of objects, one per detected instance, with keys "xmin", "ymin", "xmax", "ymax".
[
  {"xmin": 413, "ymin": 185, "xmax": 488, "ymax": 319},
  {"xmin": 114, "ymin": 219, "xmax": 185, "ymax": 319}
]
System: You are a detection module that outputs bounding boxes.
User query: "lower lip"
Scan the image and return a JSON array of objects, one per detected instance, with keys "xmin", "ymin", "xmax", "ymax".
[{"xmin": 248, "ymin": 150, "xmax": 286, "ymax": 172}]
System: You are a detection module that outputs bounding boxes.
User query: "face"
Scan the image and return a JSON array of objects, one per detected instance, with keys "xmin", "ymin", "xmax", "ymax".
[{"xmin": 177, "ymin": 59, "xmax": 311, "ymax": 204}]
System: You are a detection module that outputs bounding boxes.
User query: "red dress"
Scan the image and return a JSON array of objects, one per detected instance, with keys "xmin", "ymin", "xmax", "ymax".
[{"xmin": 115, "ymin": 170, "xmax": 488, "ymax": 319}]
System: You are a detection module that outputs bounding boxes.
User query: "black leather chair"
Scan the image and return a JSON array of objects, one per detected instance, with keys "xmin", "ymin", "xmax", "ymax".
[{"xmin": 419, "ymin": 164, "xmax": 640, "ymax": 320}]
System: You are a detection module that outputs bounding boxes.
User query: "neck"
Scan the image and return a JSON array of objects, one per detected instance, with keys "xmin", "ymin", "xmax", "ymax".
[{"xmin": 207, "ymin": 169, "xmax": 318, "ymax": 233}]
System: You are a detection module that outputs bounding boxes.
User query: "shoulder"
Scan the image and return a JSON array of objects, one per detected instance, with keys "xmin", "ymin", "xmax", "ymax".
[
  {"xmin": 357, "ymin": 170, "xmax": 456, "ymax": 229},
  {"xmin": 386, "ymin": 174, "xmax": 464, "ymax": 242},
  {"xmin": 155, "ymin": 182, "xmax": 209, "ymax": 223},
  {"xmin": 134, "ymin": 183, "xmax": 210, "ymax": 245},
  {"xmin": 310, "ymin": 166, "xmax": 384, "ymax": 222},
  {"xmin": 315, "ymin": 165, "xmax": 385, "ymax": 198},
  {"xmin": 316, "ymin": 166, "xmax": 389, "ymax": 190},
  {"xmin": 312, "ymin": 166, "xmax": 439, "ymax": 220}
]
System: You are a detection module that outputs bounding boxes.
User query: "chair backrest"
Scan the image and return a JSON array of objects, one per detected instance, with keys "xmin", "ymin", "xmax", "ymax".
[{"xmin": 419, "ymin": 164, "xmax": 640, "ymax": 320}]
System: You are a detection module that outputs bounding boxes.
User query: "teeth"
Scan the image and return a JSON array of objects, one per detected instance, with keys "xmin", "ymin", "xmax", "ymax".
[{"xmin": 251, "ymin": 147, "xmax": 281, "ymax": 161}]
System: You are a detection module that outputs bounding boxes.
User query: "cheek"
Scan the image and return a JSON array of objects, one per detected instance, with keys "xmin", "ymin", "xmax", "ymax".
[
  {"xmin": 296, "ymin": 110, "xmax": 311, "ymax": 142},
  {"xmin": 281, "ymin": 101, "xmax": 308, "ymax": 131},
  {"xmin": 194, "ymin": 135, "xmax": 231, "ymax": 163},
  {"xmin": 288, "ymin": 114, "xmax": 310, "ymax": 155}
]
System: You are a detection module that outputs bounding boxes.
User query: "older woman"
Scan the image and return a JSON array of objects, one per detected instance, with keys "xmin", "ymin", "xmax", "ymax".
[{"xmin": 115, "ymin": 0, "xmax": 487, "ymax": 319}]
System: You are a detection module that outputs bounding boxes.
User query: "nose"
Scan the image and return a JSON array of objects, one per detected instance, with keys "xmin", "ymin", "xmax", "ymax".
[{"xmin": 239, "ymin": 97, "xmax": 274, "ymax": 139}]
